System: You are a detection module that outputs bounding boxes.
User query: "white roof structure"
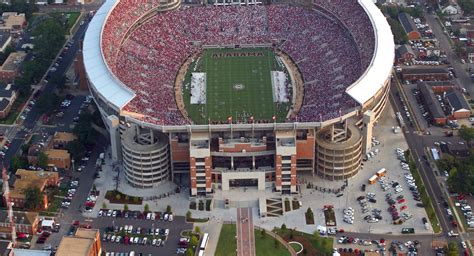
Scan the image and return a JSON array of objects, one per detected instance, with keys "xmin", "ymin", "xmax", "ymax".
[
  {"xmin": 346, "ymin": 0, "xmax": 395, "ymax": 105},
  {"xmin": 84, "ymin": 0, "xmax": 393, "ymax": 114},
  {"xmin": 83, "ymin": 0, "xmax": 135, "ymax": 110}
]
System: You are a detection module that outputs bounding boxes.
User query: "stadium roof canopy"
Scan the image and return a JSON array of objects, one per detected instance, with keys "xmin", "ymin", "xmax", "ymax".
[
  {"xmin": 83, "ymin": 0, "xmax": 135, "ymax": 110},
  {"xmin": 345, "ymin": 0, "xmax": 395, "ymax": 105}
]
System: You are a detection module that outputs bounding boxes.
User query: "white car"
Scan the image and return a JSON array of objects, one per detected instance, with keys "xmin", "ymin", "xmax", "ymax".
[{"xmin": 461, "ymin": 241, "xmax": 467, "ymax": 249}]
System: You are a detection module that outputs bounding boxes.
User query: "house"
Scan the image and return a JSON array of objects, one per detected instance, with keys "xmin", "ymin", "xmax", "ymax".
[
  {"xmin": 0, "ymin": 52, "xmax": 26, "ymax": 82},
  {"xmin": 8, "ymin": 169, "xmax": 59, "ymax": 209},
  {"xmin": 446, "ymin": 89, "xmax": 471, "ymax": 119},
  {"xmin": 44, "ymin": 149, "xmax": 71, "ymax": 170},
  {"xmin": 0, "ymin": 84, "xmax": 18, "ymax": 119},
  {"xmin": 396, "ymin": 44, "xmax": 415, "ymax": 64},
  {"xmin": 0, "ymin": 13, "xmax": 26, "ymax": 35},
  {"xmin": 402, "ymin": 67, "xmax": 450, "ymax": 82},
  {"xmin": 418, "ymin": 82, "xmax": 447, "ymax": 125},
  {"xmin": 398, "ymin": 12, "xmax": 421, "ymax": 40},
  {"xmin": 447, "ymin": 143, "xmax": 470, "ymax": 158},
  {"xmin": 56, "ymin": 228, "xmax": 101, "ymax": 256},
  {"xmin": 0, "ymin": 210, "xmax": 39, "ymax": 238},
  {"xmin": 52, "ymin": 132, "xmax": 77, "ymax": 149},
  {"xmin": 442, "ymin": 5, "xmax": 459, "ymax": 15}
]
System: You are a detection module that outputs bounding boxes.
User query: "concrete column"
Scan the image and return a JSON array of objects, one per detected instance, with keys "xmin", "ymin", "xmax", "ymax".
[
  {"xmin": 252, "ymin": 156, "xmax": 255, "ymax": 170},
  {"xmin": 362, "ymin": 110, "xmax": 375, "ymax": 155},
  {"xmin": 106, "ymin": 115, "xmax": 121, "ymax": 162}
]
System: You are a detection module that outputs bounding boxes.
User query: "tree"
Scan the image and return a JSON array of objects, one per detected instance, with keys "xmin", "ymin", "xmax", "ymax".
[
  {"xmin": 458, "ymin": 0, "xmax": 474, "ymax": 15},
  {"xmin": 260, "ymin": 228, "xmax": 266, "ymax": 238},
  {"xmin": 37, "ymin": 152, "xmax": 49, "ymax": 169},
  {"xmin": 36, "ymin": 92, "xmax": 60, "ymax": 114},
  {"xmin": 51, "ymin": 75, "xmax": 67, "ymax": 91},
  {"xmin": 189, "ymin": 235, "xmax": 199, "ymax": 248},
  {"xmin": 144, "ymin": 203, "xmax": 150, "ymax": 212},
  {"xmin": 194, "ymin": 226, "xmax": 201, "ymax": 235},
  {"xmin": 102, "ymin": 202, "xmax": 107, "ymax": 209},
  {"xmin": 447, "ymin": 241, "xmax": 459, "ymax": 256},
  {"xmin": 459, "ymin": 125, "xmax": 474, "ymax": 143},
  {"xmin": 185, "ymin": 248, "xmax": 194, "ymax": 256},
  {"xmin": 281, "ymin": 223, "xmax": 287, "ymax": 230},
  {"xmin": 24, "ymin": 187, "xmax": 42, "ymax": 210},
  {"xmin": 166, "ymin": 205, "xmax": 172, "ymax": 213},
  {"xmin": 274, "ymin": 238, "xmax": 279, "ymax": 248},
  {"xmin": 9, "ymin": 156, "xmax": 27, "ymax": 172},
  {"xmin": 186, "ymin": 210, "xmax": 192, "ymax": 220},
  {"xmin": 387, "ymin": 17, "xmax": 408, "ymax": 44},
  {"xmin": 66, "ymin": 140, "xmax": 86, "ymax": 162},
  {"xmin": 123, "ymin": 204, "xmax": 129, "ymax": 211}
]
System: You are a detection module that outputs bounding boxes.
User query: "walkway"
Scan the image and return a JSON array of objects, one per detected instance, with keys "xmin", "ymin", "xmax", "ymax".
[{"xmin": 237, "ymin": 207, "xmax": 256, "ymax": 256}]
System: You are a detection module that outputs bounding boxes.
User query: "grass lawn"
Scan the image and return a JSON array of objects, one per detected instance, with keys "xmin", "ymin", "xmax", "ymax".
[
  {"xmin": 290, "ymin": 242, "xmax": 302, "ymax": 252},
  {"xmin": 215, "ymin": 224, "xmax": 237, "ymax": 256},
  {"xmin": 63, "ymin": 12, "xmax": 80, "ymax": 30},
  {"xmin": 274, "ymin": 228, "xmax": 333, "ymax": 256},
  {"xmin": 254, "ymin": 229, "xmax": 290, "ymax": 256},
  {"xmin": 407, "ymin": 152, "xmax": 441, "ymax": 233},
  {"xmin": 183, "ymin": 47, "xmax": 290, "ymax": 124}
]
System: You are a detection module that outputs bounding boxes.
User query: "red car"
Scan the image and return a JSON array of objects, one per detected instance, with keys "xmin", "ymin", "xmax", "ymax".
[
  {"xmin": 400, "ymin": 205, "xmax": 408, "ymax": 211},
  {"xmin": 72, "ymin": 220, "xmax": 80, "ymax": 227},
  {"xmin": 398, "ymin": 199, "xmax": 406, "ymax": 204}
]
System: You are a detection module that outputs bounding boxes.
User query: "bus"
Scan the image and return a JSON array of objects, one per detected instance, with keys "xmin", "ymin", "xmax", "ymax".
[
  {"xmin": 368, "ymin": 175, "xmax": 378, "ymax": 184},
  {"xmin": 376, "ymin": 168, "xmax": 387, "ymax": 177},
  {"xmin": 199, "ymin": 233, "xmax": 209, "ymax": 251}
]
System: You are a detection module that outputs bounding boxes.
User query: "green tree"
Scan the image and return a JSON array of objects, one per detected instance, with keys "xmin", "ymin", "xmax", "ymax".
[
  {"xmin": 459, "ymin": 125, "xmax": 474, "ymax": 143},
  {"xmin": 274, "ymin": 238, "xmax": 279, "ymax": 248},
  {"xmin": 447, "ymin": 241, "xmax": 459, "ymax": 256},
  {"xmin": 102, "ymin": 202, "xmax": 107, "ymax": 209},
  {"xmin": 260, "ymin": 228, "xmax": 266, "ymax": 238},
  {"xmin": 194, "ymin": 226, "xmax": 201, "ymax": 235},
  {"xmin": 387, "ymin": 17, "xmax": 408, "ymax": 44},
  {"xmin": 186, "ymin": 210, "xmax": 192, "ymax": 220},
  {"xmin": 66, "ymin": 140, "xmax": 86, "ymax": 162},
  {"xmin": 185, "ymin": 248, "xmax": 194, "ymax": 256},
  {"xmin": 166, "ymin": 205, "xmax": 172, "ymax": 213},
  {"xmin": 115, "ymin": 194, "xmax": 121, "ymax": 201},
  {"xmin": 458, "ymin": 0, "xmax": 474, "ymax": 15},
  {"xmin": 36, "ymin": 92, "xmax": 60, "ymax": 114},
  {"xmin": 123, "ymin": 204, "xmax": 129, "ymax": 211},
  {"xmin": 9, "ymin": 156, "xmax": 27, "ymax": 172},
  {"xmin": 37, "ymin": 152, "xmax": 49, "ymax": 169},
  {"xmin": 51, "ymin": 75, "xmax": 67, "ymax": 91},
  {"xmin": 189, "ymin": 235, "xmax": 199, "ymax": 248},
  {"xmin": 24, "ymin": 187, "xmax": 42, "ymax": 210},
  {"xmin": 281, "ymin": 223, "xmax": 287, "ymax": 230},
  {"xmin": 144, "ymin": 203, "xmax": 150, "ymax": 212}
]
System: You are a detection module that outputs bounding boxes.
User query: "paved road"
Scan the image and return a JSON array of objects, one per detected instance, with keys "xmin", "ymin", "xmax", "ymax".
[
  {"xmin": 237, "ymin": 207, "xmax": 255, "ymax": 256},
  {"xmin": 2, "ymin": 15, "xmax": 90, "ymax": 168}
]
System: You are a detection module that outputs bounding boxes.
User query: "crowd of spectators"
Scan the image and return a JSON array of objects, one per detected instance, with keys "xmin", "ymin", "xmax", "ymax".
[{"xmin": 101, "ymin": 2, "xmax": 376, "ymax": 125}]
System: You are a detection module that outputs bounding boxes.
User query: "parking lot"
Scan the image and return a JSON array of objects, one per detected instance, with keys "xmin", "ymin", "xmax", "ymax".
[
  {"xmin": 331, "ymin": 112, "xmax": 431, "ymax": 234},
  {"xmin": 92, "ymin": 210, "xmax": 192, "ymax": 255}
]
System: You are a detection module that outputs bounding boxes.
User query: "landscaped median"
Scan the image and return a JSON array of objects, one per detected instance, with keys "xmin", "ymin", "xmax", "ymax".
[{"xmin": 406, "ymin": 151, "xmax": 441, "ymax": 233}]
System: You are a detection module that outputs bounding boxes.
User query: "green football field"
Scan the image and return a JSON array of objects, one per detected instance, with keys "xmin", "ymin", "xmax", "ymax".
[{"xmin": 182, "ymin": 48, "xmax": 289, "ymax": 124}]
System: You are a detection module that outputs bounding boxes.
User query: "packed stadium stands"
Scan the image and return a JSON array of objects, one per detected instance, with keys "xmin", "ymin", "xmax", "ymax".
[{"xmin": 100, "ymin": 2, "xmax": 376, "ymax": 125}]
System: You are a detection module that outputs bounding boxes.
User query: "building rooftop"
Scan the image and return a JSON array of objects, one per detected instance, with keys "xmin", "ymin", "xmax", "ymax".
[
  {"xmin": 75, "ymin": 228, "xmax": 99, "ymax": 239},
  {"xmin": 0, "ymin": 51, "xmax": 26, "ymax": 72},
  {"xmin": 53, "ymin": 132, "xmax": 77, "ymax": 143},
  {"xmin": 0, "ymin": 210, "xmax": 38, "ymax": 225},
  {"xmin": 0, "ymin": 12, "xmax": 25, "ymax": 31},
  {"xmin": 418, "ymin": 82, "xmax": 445, "ymax": 119},
  {"xmin": 11, "ymin": 169, "xmax": 59, "ymax": 199},
  {"xmin": 403, "ymin": 67, "xmax": 449, "ymax": 74},
  {"xmin": 56, "ymin": 236, "xmax": 94, "ymax": 256},
  {"xmin": 398, "ymin": 12, "xmax": 419, "ymax": 34},
  {"xmin": 11, "ymin": 249, "xmax": 51, "ymax": 256},
  {"xmin": 446, "ymin": 89, "xmax": 471, "ymax": 112},
  {"xmin": 44, "ymin": 149, "xmax": 70, "ymax": 159}
]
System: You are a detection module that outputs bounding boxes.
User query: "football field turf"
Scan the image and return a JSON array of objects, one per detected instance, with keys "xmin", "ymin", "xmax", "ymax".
[{"xmin": 183, "ymin": 48, "xmax": 282, "ymax": 124}]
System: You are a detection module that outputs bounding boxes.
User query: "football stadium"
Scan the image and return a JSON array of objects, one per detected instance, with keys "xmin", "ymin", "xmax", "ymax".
[{"xmin": 84, "ymin": 0, "xmax": 395, "ymax": 195}]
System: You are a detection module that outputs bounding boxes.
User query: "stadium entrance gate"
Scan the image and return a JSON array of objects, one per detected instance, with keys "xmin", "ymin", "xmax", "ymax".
[{"xmin": 221, "ymin": 171, "xmax": 265, "ymax": 191}]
